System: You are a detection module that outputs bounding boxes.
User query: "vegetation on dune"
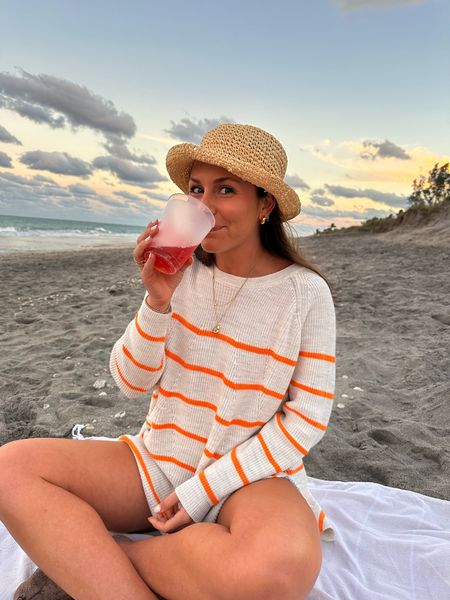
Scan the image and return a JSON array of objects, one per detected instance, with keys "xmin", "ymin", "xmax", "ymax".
[{"xmin": 316, "ymin": 163, "xmax": 450, "ymax": 235}]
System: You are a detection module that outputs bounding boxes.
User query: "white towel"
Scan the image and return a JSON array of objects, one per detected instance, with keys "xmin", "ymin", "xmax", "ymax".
[{"xmin": 1, "ymin": 438, "xmax": 449, "ymax": 599}]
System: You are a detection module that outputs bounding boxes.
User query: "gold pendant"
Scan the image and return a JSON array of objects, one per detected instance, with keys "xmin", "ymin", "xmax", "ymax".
[{"xmin": 212, "ymin": 324, "xmax": 220, "ymax": 333}]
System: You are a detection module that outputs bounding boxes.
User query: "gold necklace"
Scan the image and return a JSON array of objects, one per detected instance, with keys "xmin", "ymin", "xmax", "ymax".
[{"xmin": 211, "ymin": 264, "xmax": 256, "ymax": 333}]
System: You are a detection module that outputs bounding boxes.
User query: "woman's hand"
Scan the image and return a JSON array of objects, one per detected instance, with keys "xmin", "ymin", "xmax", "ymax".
[
  {"xmin": 148, "ymin": 491, "xmax": 193, "ymax": 533},
  {"xmin": 134, "ymin": 220, "xmax": 193, "ymax": 311}
]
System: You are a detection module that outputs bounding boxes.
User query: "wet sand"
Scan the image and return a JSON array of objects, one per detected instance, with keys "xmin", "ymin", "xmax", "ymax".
[{"xmin": 1, "ymin": 230, "xmax": 449, "ymax": 500}]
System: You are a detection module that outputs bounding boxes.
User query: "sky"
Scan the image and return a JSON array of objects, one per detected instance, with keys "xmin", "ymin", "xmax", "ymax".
[{"xmin": 0, "ymin": 0, "xmax": 449, "ymax": 234}]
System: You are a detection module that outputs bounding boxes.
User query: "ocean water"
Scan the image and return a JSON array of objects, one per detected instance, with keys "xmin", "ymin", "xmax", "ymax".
[
  {"xmin": 0, "ymin": 213, "xmax": 313, "ymax": 254},
  {"xmin": 0, "ymin": 214, "xmax": 147, "ymax": 253}
]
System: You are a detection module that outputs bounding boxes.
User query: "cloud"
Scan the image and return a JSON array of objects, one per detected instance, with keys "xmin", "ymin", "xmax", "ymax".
[
  {"xmin": 141, "ymin": 191, "xmax": 170, "ymax": 201},
  {"xmin": 113, "ymin": 190, "xmax": 162, "ymax": 214},
  {"xmin": 0, "ymin": 69, "xmax": 136, "ymax": 138},
  {"xmin": 92, "ymin": 155, "xmax": 166, "ymax": 186},
  {"xmin": 140, "ymin": 190, "xmax": 169, "ymax": 208},
  {"xmin": 0, "ymin": 97, "xmax": 65, "ymax": 128},
  {"xmin": 165, "ymin": 116, "xmax": 235, "ymax": 143},
  {"xmin": 42, "ymin": 185, "xmax": 73, "ymax": 198},
  {"xmin": 0, "ymin": 70, "xmax": 163, "ymax": 183},
  {"xmin": 336, "ymin": 0, "xmax": 428, "ymax": 11},
  {"xmin": 0, "ymin": 124, "xmax": 22, "ymax": 144},
  {"xmin": 103, "ymin": 134, "xmax": 156, "ymax": 165},
  {"xmin": 300, "ymin": 138, "xmax": 444, "ymax": 187},
  {"xmin": 302, "ymin": 204, "xmax": 393, "ymax": 220},
  {"xmin": 0, "ymin": 169, "xmax": 139, "ymax": 217},
  {"xmin": 360, "ymin": 139, "xmax": 411, "ymax": 161},
  {"xmin": 0, "ymin": 171, "xmax": 33, "ymax": 186},
  {"xmin": 114, "ymin": 190, "xmax": 146, "ymax": 202},
  {"xmin": 20, "ymin": 150, "xmax": 92, "ymax": 177},
  {"xmin": 284, "ymin": 174, "xmax": 310, "ymax": 190},
  {"xmin": 95, "ymin": 196, "xmax": 125, "ymax": 208},
  {"xmin": 0, "ymin": 151, "xmax": 13, "ymax": 168},
  {"xmin": 33, "ymin": 174, "xmax": 57, "ymax": 184},
  {"xmin": 325, "ymin": 184, "xmax": 408, "ymax": 208},
  {"xmin": 310, "ymin": 195, "xmax": 335, "ymax": 207},
  {"xmin": 68, "ymin": 183, "xmax": 95, "ymax": 196}
]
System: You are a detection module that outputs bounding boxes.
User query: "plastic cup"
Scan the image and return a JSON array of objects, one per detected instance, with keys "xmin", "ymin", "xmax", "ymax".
[{"xmin": 144, "ymin": 193, "xmax": 215, "ymax": 274}]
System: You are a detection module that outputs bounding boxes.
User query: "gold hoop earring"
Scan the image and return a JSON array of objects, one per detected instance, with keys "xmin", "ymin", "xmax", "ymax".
[{"xmin": 260, "ymin": 215, "xmax": 268, "ymax": 225}]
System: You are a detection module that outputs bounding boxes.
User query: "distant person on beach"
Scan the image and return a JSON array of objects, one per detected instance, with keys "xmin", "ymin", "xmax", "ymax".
[{"xmin": 1, "ymin": 124, "xmax": 336, "ymax": 600}]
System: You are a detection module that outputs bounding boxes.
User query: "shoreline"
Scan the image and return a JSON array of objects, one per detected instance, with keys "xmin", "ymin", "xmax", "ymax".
[
  {"xmin": 0, "ymin": 236, "xmax": 137, "ymax": 255},
  {"xmin": 1, "ymin": 233, "xmax": 449, "ymax": 501}
]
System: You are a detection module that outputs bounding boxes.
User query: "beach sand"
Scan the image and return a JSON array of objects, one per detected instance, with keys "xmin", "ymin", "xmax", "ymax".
[{"xmin": 0, "ymin": 231, "xmax": 449, "ymax": 501}]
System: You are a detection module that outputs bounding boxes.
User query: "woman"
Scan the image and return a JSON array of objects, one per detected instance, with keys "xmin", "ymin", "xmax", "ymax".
[{"xmin": 1, "ymin": 123, "xmax": 336, "ymax": 600}]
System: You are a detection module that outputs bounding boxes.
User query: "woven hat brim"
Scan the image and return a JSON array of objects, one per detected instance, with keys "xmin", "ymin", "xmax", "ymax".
[{"xmin": 166, "ymin": 143, "xmax": 301, "ymax": 221}]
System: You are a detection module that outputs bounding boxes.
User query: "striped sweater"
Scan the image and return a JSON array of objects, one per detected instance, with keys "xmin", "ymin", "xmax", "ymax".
[{"xmin": 110, "ymin": 258, "xmax": 336, "ymax": 525}]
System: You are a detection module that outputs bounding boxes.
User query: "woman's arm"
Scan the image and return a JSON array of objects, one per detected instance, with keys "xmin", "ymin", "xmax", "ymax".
[
  {"xmin": 175, "ymin": 276, "xmax": 336, "ymax": 522},
  {"xmin": 109, "ymin": 293, "xmax": 172, "ymax": 398},
  {"xmin": 110, "ymin": 221, "xmax": 193, "ymax": 398}
]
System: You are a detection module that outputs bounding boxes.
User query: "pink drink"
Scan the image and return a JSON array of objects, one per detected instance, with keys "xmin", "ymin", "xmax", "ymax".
[
  {"xmin": 143, "ymin": 194, "xmax": 214, "ymax": 274},
  {"xmin": 144, "ymin": 244, "xmax": 197, "ymax": 274}
]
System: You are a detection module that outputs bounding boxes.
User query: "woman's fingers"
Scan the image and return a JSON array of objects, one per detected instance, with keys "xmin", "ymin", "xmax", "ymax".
[
  {"xmin": 134, "ymin": 230, "xmax": 158, "ymax": 265},
  {"xmin": 140, "ymin": 250, "xmax": 155, "ymax": 273},
  {"xmin": 136, "ymin": 220, "xmax": 159, "ymax": 244},
  {"xmin": 148, "ymin": 509, "xmax": 191, "ymax": 533}
]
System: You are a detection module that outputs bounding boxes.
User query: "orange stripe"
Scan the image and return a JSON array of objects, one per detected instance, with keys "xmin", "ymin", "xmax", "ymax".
[
  {"xmin": 148, "ymin": 451, "xmax": 196, "ymax": 473},
  {"xmin": 291, "ymin": 379, "xmax": 334, "ymax": 400},
  {"xmin": 318, "ymin": 510, "xmax": 326, "ymax": 532},
  {"xmin": 165, "ymin": 349, "xmax": 283, "ymax": 400},
  {"xmin": 231, "ymin": 447, "xmax": 250, "ymax": 485},
  {"xmin": 159, "ymin": 386, "xmax": 217, "ymax": 413},
  {"xmin": 204, "ymin": 447, "xmax": 222, "ymax": 460},
  {"xmin": 159, "ymin": 386, "xmax": 265, "ymax": 429},
  {"xmin": 299, "ymin": 350, "xmax": 336, "ymax": 363},
  {"xmin": 199, "ymin": 471, "xmax": 219, "ymax": 505},
  {"xmin": 285, "ymin": 463, "xmax": 305, "ymax": 475},
  {"xmin": 149, "ymin": 421, "xmax": 208, "ymax": 444},
  {"xmin": 115, "ymin": 359, "xmax": 151, "ymax": 393},
  {"xmin": 122, "ymin": 344, "xmax": 164, "ymax": 372},
  {"xmin": 134, "ymin": 312, "xmax": 166, "ymax": 342},
  {"xmin": 276, "ymin": 413, "xmax": 308, "ymax": 455},
  {"xmin": 215, "ymin": 414, "xmax": 265, "ymax": 428},
  {"xmin": 172, "ymin": 312, "xmax": 297, "ymax": 366},
  {"xmin": 119, "ymin": 436, "xmax": 160, "ymax": 504},
  {"xmin": 284, "ymin": 404, "xmax": 327, "ymax": 431},
  {"xmin": 158, "ymin": 386, "xmax": 270, "ymax": 432},
  {"xmin": 257, "ymin": 432, "xmax": 282, "ymax": 473}
]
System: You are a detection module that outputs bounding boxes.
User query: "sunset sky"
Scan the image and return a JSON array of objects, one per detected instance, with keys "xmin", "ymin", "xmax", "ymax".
[{"xmin": 0, "ymin": 0, "xmax": 448, "ymax": 234}]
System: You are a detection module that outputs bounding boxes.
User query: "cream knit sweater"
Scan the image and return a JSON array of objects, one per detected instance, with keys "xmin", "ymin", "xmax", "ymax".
[{"xmin": 110, "ymin": 258, "xmax": 336, "ymax": 531}]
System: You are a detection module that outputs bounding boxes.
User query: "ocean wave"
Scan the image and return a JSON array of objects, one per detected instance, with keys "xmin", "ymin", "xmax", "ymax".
[{"xmin": 0, "ymin": 228, "xmax": 137, "ymax": 238}]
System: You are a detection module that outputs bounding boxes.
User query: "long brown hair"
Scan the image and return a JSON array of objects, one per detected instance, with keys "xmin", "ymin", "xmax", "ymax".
[{"xmin": 194, "ymin": 187, "xmax": 332, "ymax": 292}]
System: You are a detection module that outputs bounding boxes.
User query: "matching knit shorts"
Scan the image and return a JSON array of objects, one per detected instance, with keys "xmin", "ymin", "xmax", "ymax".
[{"xmin": 119, "ymin": 433, "xmax": 334, "ymax": 540}]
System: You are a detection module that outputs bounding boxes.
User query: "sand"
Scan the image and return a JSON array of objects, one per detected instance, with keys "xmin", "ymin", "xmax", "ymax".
[{"xmin": 0, "ymin": 230, "xmax": 449, "ymax": 501}]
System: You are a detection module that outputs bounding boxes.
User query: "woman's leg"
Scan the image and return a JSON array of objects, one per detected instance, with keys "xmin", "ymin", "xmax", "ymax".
[
  {"xmin": 0, "ymin": 438, "xmax": 158, "ymax": 600},
  {"xmin": 118, "ymin": 478, "xmax": 322, "ymax": 600}
]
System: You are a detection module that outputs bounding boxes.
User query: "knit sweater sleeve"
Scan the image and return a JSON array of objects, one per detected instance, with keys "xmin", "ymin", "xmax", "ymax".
[
  {"xmin": 175, "ymin": 276, "xmax": 336, "ymax": 522},
  {"xmin": 109, "ymin": 294, "xmax": 171, "ymax": 398}
]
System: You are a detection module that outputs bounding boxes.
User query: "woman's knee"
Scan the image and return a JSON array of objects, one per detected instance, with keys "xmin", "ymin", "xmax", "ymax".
[
  {"xmin": 227, "ymin": 533, "xmax": 322, "ymax": 600},
  {"xmin": 0, "ymin": 438, "xmax": 58, "ymax": 501},
  {"xmin": 0, "ymin": 439, "xmax": 31, "ymax": 502},
  {"xmin": 275, "ymin": 538, "xmax": 322, "ymax": 600}
]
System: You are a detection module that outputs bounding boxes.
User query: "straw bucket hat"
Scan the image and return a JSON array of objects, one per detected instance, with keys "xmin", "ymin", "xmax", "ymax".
[{"xmin": 166, "ymin": 123, "xmax": 301, "ymax": 221}]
